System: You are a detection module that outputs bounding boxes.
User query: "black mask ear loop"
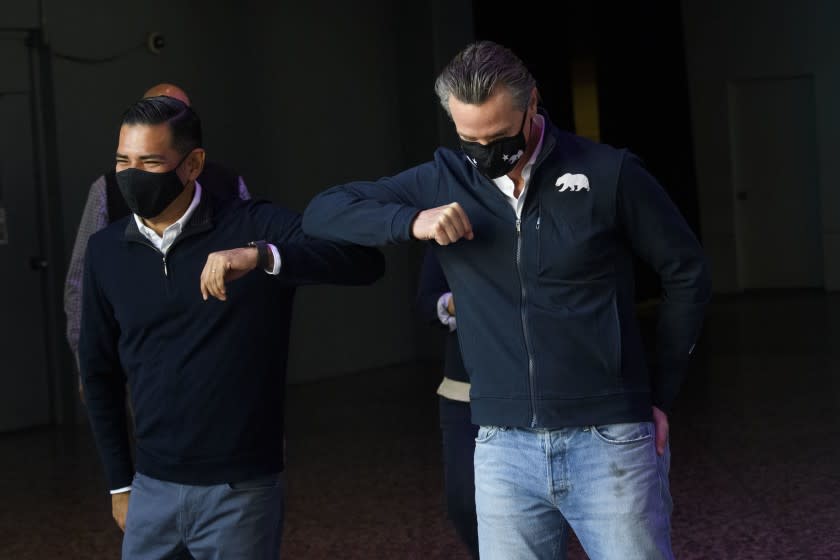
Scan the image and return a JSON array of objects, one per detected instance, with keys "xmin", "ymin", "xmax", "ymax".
[
  {"xmin": 519, "ymin": 106, "xmax": 529, "ymax": 136},
  {"xmin": 172, "ymin": 149, "xmax": 195, "ymax": 183}
]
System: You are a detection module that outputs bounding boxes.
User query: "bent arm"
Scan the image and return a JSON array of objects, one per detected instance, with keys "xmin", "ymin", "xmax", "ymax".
[
  {"xmin": 302, "ymin": 161, "xmax": 443, "ymax": 246},
  {"xmin": 617, "ymin": 153, "xmax": 712, "ymax": 413},
  {"xmin": 251, "ymin": 201, "xmax": 386, "ymax": 286}
]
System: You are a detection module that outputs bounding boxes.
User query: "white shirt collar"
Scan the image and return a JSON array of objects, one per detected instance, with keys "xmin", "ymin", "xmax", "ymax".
[{"xmin": 134, "ymin": 181, "xmax": 202, "ymax": 254}]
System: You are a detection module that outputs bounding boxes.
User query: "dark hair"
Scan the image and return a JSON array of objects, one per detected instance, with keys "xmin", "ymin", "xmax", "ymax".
[{"xmin": 120, "ymin": 95, "xmax": 202, "ymax": 154}]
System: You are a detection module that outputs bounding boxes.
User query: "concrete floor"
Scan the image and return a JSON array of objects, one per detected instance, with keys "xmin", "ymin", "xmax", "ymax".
[{"xmin": 1, "ymin": 290, "xmax": 838, "ymax": 559}]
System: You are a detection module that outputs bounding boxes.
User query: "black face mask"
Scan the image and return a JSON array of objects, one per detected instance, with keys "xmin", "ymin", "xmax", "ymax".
[
  {"xmin": 460, "ymin": 109, "xmax": 529, "ymax": 179},
  {"xmin": 116, "ymin": 152, "xmax": 191, "ymax": 219}
]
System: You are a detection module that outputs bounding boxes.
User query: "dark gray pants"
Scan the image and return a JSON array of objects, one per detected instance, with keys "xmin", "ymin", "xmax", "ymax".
[{"xmin": 122, "ymin": 472, "xmax": 285, "ymax": 560}]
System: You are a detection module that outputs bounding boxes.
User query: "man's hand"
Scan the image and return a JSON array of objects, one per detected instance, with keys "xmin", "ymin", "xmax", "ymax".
[
  {"xmin": 200, "ymin": 247, "xmax": 260, "ymax": 301},
  {"xmin": 112, "ymin": 491, "xmax": 130, "ymax": 532},
  {"xmin": 447, "ymin": 294, "xmax": 455, "ymax": 316},
  {"xmin": 411, "ymin": 203, "xmax": 474, "ymax": 246},
  {"xmin": 652, "ymin": 406, "xmax": 669, "ymax": 456}
]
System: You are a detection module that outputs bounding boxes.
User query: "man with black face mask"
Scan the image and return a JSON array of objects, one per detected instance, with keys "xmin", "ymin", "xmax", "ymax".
[
  {"xmin": 64, "ymin": 83, "xmax": 249, "ymax": 402},
  {"xmin": 302, "ymin": 41, "xmax": 711, "ymax": 559},
  {"xmin": 79, "ymin": 95, "xmax": 384, "ymax": 559}
]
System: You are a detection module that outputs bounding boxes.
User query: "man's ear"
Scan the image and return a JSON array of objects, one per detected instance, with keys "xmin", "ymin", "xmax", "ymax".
[{"xmin": 187, "ymin": 149, "xmax": 206, "ymax": 181}]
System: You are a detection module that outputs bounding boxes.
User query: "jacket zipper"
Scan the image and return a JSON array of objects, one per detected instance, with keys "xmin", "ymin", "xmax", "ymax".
[
  {"xmin": 515, "ymin": 218, "xmax": 538, "ymax": 427},
  {"xmin": 126, "ymin": 239, "xmax": 170, "ymax": 281},
  {"xmin": 127, "ymin": 219, "xmax": 213, "ymax": 279}
]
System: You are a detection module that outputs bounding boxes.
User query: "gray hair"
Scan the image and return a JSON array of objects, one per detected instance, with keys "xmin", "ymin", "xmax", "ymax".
[{"xmin": 434, "ymin": 40, "xmax": 536, "ymax": 117}]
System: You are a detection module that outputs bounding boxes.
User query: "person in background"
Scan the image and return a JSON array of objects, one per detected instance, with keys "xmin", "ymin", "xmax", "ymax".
[{"xmin": 415, "ymin": 248, "xmax": 478, "ymax": 559}]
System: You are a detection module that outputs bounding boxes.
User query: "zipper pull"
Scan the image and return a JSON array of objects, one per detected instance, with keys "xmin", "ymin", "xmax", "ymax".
[
  {"xmin": 536, "ymin": 216, "xmax": 541, "ymax": 230},
  {"xmin": 516, "ymin": 219, "xmax": 521, "ymax": 234},
  {"xmin": 163, "ymin": 256, "xmax": 168, "ymax": 277}
]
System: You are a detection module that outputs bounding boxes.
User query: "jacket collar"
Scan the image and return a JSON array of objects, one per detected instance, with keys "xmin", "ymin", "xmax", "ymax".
[
  {"xmin": 122, "ymin": 189, "xmax": 215, "ymax": 244},
  {"xmin": 532, "ymin": 107, "xmax": 558, "ymax": 168}
]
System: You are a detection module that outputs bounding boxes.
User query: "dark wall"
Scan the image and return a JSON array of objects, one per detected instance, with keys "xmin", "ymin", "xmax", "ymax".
[
  {"xmin": 472, "ymin": 8, "xmax": 574, "ymax": 132},
  {"xmin": 681, "ymin": 0, "xmax": 840, "ymax": 292},
  {"xmin": 1, "ymin": 0, "xmax": 475, "ymax": 393},
  {"xmin": 596, "ymin": 3, "xmax": 699, "ymax": 233},
  {"xmin": 473, "ymin": 2, "xmax": 698, "ymax": 302}
]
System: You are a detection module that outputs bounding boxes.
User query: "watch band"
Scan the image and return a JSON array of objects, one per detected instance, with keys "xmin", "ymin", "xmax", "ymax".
[{"xmin": 247, "ymin": 240, "xmax": 270, "ymax": 271}]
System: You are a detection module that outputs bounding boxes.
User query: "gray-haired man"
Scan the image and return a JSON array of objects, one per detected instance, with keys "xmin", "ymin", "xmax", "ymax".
[{"xmin": 302, "ymin": 40, "xmax": 710, "ymax": 559}]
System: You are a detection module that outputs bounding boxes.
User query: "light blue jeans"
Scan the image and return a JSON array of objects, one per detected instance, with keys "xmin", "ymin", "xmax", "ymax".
[{"xmin": 474, "ymin": 422, "xmax": 673, "ymax": 559}]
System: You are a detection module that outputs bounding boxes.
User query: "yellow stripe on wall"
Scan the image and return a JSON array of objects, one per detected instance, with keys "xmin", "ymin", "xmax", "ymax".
[{"xmin": 571, "ymin": 56, "xmax": 601, "ymax": 142}]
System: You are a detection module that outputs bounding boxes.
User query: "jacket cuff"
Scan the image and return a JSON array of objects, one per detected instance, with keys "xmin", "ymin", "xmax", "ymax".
[
  {"xmin": 107, "ymin": 464, "xmax": 135, "ymax": 492},
  {"xmin": 391, "ymin": 206, "xmax": 422, "ymax": 243}
]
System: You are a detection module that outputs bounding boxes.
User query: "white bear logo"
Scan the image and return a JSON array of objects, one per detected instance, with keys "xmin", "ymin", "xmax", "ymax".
[{"xmin": 556, "ymin": 173, "xmax": 590, "ymax": 192}]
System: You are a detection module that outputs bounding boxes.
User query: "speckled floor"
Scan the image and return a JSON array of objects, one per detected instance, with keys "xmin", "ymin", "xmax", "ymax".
[{"xmin": 1, "ymin": 290, "xmax": 838, "ymax": 559}]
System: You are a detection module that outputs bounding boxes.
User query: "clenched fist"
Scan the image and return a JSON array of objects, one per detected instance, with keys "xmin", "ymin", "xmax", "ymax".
[{"xmin": 411, "ymin": 203, "xmax": 474, "ymax": 246}]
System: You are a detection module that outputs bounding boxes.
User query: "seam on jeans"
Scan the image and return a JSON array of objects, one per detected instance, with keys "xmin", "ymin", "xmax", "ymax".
[
  {"xmin": 656, "ymin": 443, "xmax": 673, "ymax": 518},
  {"xmin": 545, "ymin": 431, "xmax": 555, "ymax": 506},
  {"xmin": 177, "ymin": 483, "xmax": 185, "ymax": 542}
]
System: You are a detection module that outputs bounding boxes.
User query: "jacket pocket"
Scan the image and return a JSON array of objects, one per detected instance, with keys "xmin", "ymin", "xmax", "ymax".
[
  {"xmin": 226, "ymin": 472, "xmax": 283, "ymax": 492},
  {"xmin": 537, "ymin": 203, "xmax": 612, "ymax": 282},
  {"xmin": 475, "ymin": 425, "xmax": 503, "ymax": 444}
]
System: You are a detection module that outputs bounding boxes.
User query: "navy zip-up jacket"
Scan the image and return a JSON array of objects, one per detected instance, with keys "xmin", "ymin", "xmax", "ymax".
[
  {"xmin": 79, "ymin": 193, "xmax": 384, "ymax": 490},
  {"xmin": 303, "ymin": 114, "xmax": 711, "ymax": 429}
]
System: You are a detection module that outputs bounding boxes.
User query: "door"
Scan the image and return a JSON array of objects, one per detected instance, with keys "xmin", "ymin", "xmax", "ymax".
[
  {"xmin": 729, "ymin": 76, "xmax": 823, "ymax": 289},
  {"xmin": 0, "ymin": 34, "xmax": 51, "ymax": 431}
]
